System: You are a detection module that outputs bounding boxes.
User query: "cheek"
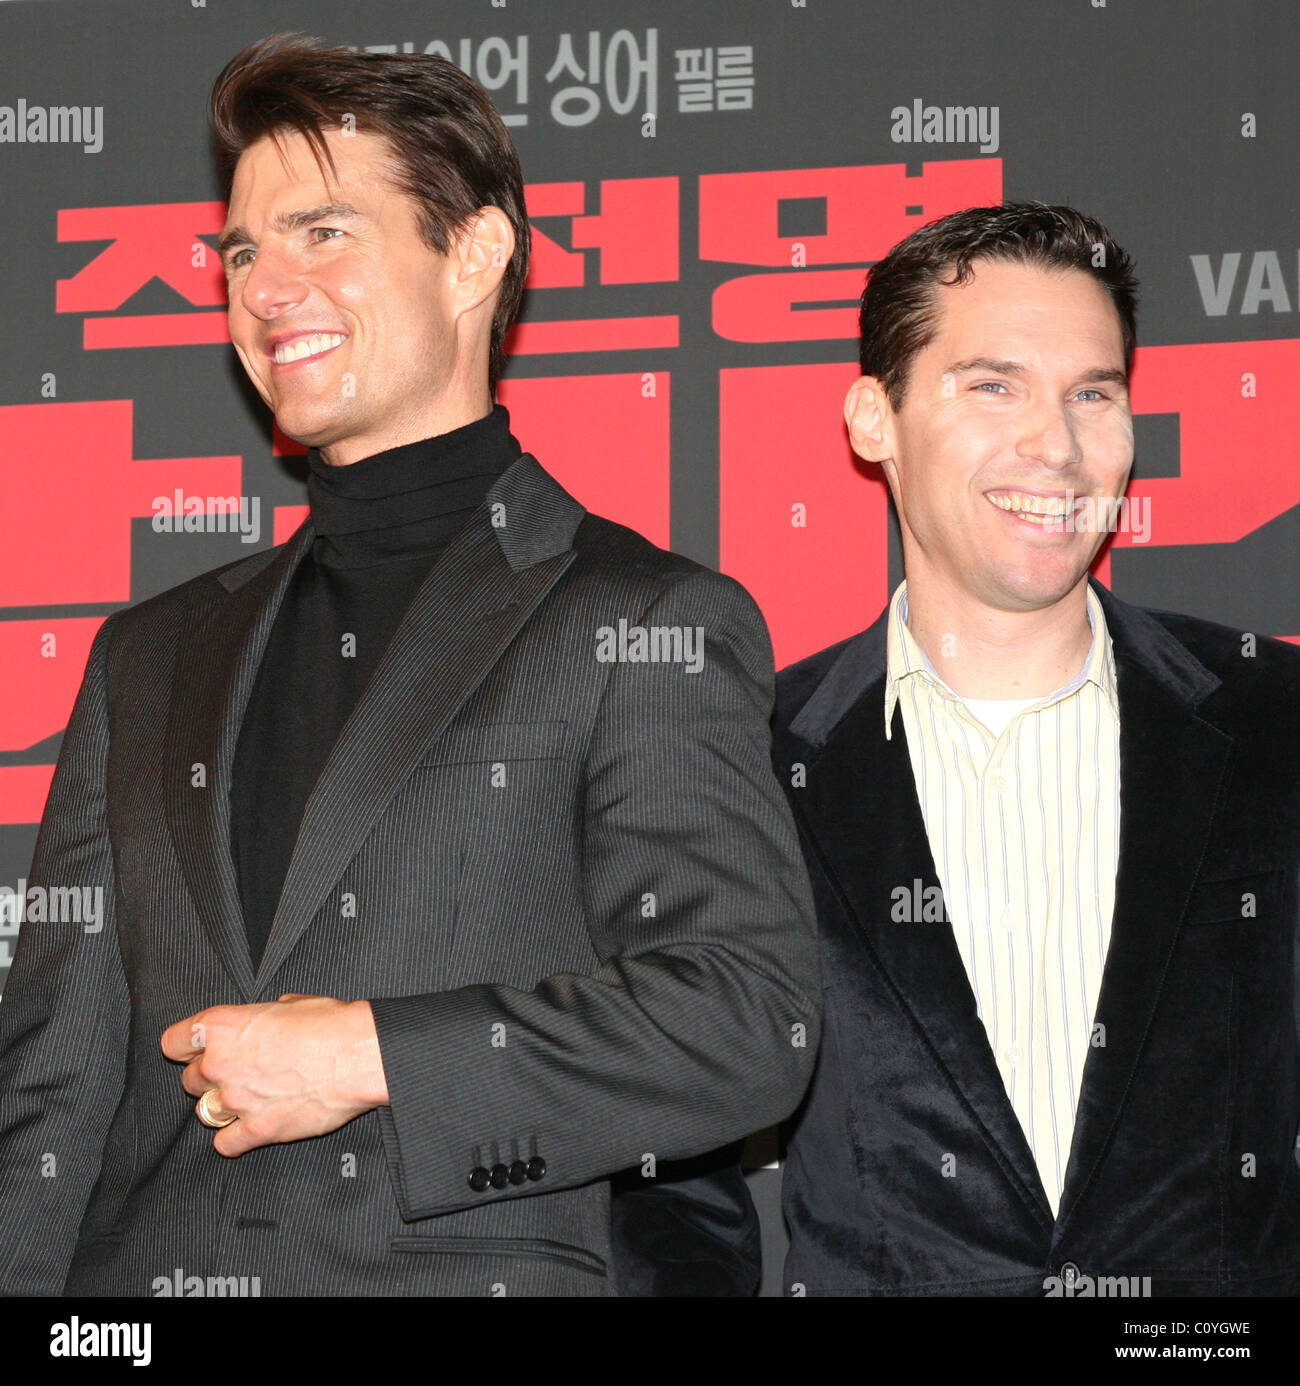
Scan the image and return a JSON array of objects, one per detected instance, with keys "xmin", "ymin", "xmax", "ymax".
[
  {"xmin": 915, "ymin": 419, "xmax": 996, "ymax": 507},
  {"xmin": 1088, "ymin": 417, "xmax": 1136, "ymax": 487},
  {"xmin": 332, "ymin": 274, "xmax": 445, "ymax": 344},
  {"xmin": 331, "ymin": 276, "xmax": 372, "ymax": 311},
  {"xmin": 330, "ymin": 276, "xmax": 405, "ymax": 352},
  {"xmin": 227, "ymin": 323, "xmax": 262, "ymax": 377},
  {"xmin": 950, "ymin": 404, "xmax": 1012, "ymax": 450}
]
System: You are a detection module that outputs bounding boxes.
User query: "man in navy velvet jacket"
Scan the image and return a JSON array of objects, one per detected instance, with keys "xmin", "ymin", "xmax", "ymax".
[{"xmin": 771, "ymin": 202, "xmax": 1300, "ymax": 1296}]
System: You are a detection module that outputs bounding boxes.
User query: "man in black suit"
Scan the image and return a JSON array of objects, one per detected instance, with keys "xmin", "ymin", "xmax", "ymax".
[
  {"xmin": 0, "ymin": 34, "xmax": 819, "ymax": 1296},
  {"xmin": 774, "ymin": 203, "xmax": 1299, "ymax": 1295}
]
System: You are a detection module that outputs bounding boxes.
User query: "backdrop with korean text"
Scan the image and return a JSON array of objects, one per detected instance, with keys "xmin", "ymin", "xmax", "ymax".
[{"xmin": 1, "ymin": 0, "xmax": 1296, "ymax": 1293}]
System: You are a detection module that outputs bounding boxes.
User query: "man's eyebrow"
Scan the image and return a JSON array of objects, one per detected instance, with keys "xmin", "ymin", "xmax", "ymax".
[
  {"xmin": 217, "ymin": 203, "xmax": 366, "ymax": 260},
  {"xmin": 944, "ymin": 357, "xmax": 1025, "ymax": 376},
  {"xmin": 1074, "ymin": 366, "xmax": 1130, "ymax": 389},
  {"xmin": 943, "ymin": 357, "xmax": 1128, "ymax": 388}
]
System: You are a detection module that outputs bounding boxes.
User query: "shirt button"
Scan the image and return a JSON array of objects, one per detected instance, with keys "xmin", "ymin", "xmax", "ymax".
[
  {"xmin": 999, "ymin": 906, "xmax": 1016, "ymax": 929},
  {"xmin": 990, "ymin": 772, "xmax": 1008, "ymax": 793},
  {"xmin": 1003, "ymin": 1042, "xmax": 1023, "ymax": 1065},
  {"xmin": 1059, "ymin": 1261, "xmax": 1081, "ymax": 1288}
]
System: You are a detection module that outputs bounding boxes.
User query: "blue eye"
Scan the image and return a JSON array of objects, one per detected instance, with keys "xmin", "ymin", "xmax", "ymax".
[
  {"xmin": 1076, "ymin": 389, "xmax": 1107, "ymax": 402},
  {"xmin": 974, "ymin": 381, "xmax": 1008, "ymax": 393}
]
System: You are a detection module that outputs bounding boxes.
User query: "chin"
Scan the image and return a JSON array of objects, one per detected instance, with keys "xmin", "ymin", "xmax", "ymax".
[
  {"xmin": 270, "ymin": 407, "xmax": 345, "ymax": 450},
  {"xmin": 986, "ymin": 562, "xmax": 1087, "ymax": 611}
]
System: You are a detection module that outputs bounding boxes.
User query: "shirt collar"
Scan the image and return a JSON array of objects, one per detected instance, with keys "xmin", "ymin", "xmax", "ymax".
[
  {"xmin": 883, "ymin": 578, "xmax": 1119, "ymax": 738},
  {"xmin": 305, "ymin": 403, "xmax": 520, "ymax": 533}
]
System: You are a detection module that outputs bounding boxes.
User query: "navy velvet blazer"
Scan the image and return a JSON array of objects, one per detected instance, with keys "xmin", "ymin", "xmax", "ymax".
[{"xmin": 770, "ymin": 578, "xmax": 1300, "ymax": 1295}]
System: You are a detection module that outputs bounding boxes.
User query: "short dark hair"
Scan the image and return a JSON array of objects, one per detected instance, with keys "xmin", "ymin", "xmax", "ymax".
[
  {"xmin": 859, "ymin": 202, "xmax": 1138, "ymax": 410},
  {"xmin": 210, "ymin": 32, "xmax": 530, "ymax": 393}
]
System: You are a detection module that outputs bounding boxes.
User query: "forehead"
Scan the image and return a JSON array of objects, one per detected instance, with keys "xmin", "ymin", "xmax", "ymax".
[
  {"xmin": 925, "ymin": 258, "xmax": 1125, "ymax": 363},
  {"xmin": 228, "ymin": 127, "xmax": 398, "ymax": 208}
]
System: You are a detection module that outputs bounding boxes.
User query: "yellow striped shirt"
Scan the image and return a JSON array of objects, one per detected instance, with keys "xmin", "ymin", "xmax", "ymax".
[{"xmin": 885, "ymin": 580, "xmax": 1121, "ymax": 1215}]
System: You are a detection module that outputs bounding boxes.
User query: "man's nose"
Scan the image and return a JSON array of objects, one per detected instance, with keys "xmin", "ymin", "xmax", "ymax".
[
  {"xmin": 237, "ymin": 244, "xmax": 310, "ymax": 321},
  {"xmin": 1016, "ymin": 400, "xmax": 1082, "ymax": 469}
]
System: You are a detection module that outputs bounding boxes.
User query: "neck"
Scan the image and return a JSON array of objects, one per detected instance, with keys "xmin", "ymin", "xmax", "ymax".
[
  {"xmin": 317, "ymin": 379, "xmax": 495, "ymax": 468},
  {"xmin": 903, "ymin": 574, "xmax": 1093, "ymax": 699}
]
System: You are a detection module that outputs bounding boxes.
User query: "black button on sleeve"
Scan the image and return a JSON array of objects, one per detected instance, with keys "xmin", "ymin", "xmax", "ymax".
[
  {"xmin": 490, "ymin": 1163, "xmax": 510, "ymax": 1189},
  {"xmin": 526, "ymin": 1156, "xmax": 547, "ymax": 1182},
  {"xmin": 508, "ymin": 1160, "xmax": 528, "ymax": 1185},
  {"xmin": 468, "ymin": 1166, "xmax": 491, "ymax": 1192}
]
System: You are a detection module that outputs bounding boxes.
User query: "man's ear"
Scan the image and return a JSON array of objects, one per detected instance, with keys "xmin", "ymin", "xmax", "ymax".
[
  {"xmin": 450, "ymin": 206, "xmax": 515, "ymax": 318},
  {"xmin": 844, "ymin": 375, "xmax": 895, "ymax": 465}
]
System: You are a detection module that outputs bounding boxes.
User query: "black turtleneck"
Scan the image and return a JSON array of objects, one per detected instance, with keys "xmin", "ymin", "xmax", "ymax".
[{"xmin": 230, "ymin": 404, "xmax": 521, "ymax": 970}]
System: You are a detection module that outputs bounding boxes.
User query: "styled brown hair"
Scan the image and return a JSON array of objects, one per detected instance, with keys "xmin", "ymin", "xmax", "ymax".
[
  {"xmin": 211, "ymin": 32, "xmax": 530, "ymax": 392},
  {"xmin": 859, "ymin": 202, "xmax": 1138, "ymax": 410}
]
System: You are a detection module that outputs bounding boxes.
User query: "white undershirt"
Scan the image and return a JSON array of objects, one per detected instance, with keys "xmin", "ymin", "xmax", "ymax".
[{"xmin": 956, "ymin": 695, "xmax": 1040, "ymax": 737}]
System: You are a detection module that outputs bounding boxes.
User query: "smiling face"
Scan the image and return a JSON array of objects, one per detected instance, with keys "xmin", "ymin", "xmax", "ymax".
[
  {"xmin": 220, "ymin": 127, "xmax": 487, "ymax": 464},
  {"xmin": 848, "ymin": 257, "xmax": 1135, "ymax": 614}
]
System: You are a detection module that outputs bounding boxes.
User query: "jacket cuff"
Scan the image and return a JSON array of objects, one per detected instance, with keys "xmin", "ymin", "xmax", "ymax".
[{"xmin": 368, "ymin": 989, "xmax": 552, "ymax": 1221}]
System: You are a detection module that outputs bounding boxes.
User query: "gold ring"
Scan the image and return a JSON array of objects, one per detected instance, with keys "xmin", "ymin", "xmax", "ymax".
[{"xmin": 197, "ymin": 1087, "xmax": 237, "ymax": 1128}]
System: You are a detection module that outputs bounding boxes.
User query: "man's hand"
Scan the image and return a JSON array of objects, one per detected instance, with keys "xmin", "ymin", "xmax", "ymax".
[{"xmin": 160, "ymin": 994, "xmax": 390, "ymax": 1157}]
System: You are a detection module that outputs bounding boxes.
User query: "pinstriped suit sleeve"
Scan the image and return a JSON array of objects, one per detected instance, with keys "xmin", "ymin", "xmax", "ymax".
[
  {"xmin": 370, "ymin": 568, "xmax": 821, "ymax": 1220},
  {"xmin": 0, "ymin": 614, "xmax": 129, "ymax": 1295}
]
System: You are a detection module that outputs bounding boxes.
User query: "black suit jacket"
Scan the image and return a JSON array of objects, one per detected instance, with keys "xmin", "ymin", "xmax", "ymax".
[
  {"xmin": 772, "ymin": 578, "xmax": 1300, "ymax": 1295},
  {"xmin": 0, "ymin": 453, "xmax": 821, "ymax": 1296}
]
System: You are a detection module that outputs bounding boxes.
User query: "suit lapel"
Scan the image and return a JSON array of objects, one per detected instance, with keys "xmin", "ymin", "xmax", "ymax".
[
  {"xmin": 1050, "ymin": 585, "xmax": 1233, "ymax": 1242},
  {"xmin": 165, "ymin": 520, "xmax": 316, "ymax": 997},
  {"xmin": 786, "ymin": 616, "xmax": 1056, "ymax": 1229},
  {"xmin": 165, "ymin": 453, "xmax": 584, "ymax": 1000}
]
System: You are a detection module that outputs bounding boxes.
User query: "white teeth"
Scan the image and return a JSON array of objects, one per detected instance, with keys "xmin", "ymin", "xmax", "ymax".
[
  {"xmin": 989, "ymin": 492, "xmax": 1070, "ymax": 517},
  {"xmin": 274, "ymin": 332, "xmax": 346, "ymax": 365}
]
